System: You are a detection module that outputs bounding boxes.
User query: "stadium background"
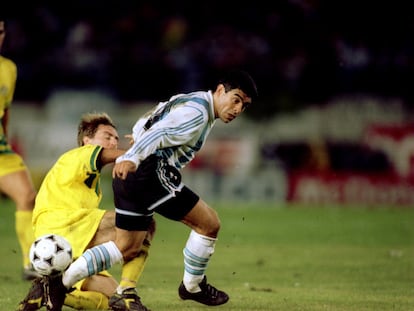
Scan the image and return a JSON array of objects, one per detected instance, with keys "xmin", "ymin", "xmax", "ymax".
[{"xmin": 3, "ymin": 1, "xmax": 414, "ymax": 205}]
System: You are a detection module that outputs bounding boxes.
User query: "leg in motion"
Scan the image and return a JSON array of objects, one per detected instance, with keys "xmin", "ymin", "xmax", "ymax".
[{"xmin": 178, "ymin": 230, "xmax": 229, "ymax": 306}]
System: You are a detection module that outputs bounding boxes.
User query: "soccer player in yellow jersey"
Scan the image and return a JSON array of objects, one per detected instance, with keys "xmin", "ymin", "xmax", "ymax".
[
  {"xmin": 18, "ymin": 112, "xmax": 155, "ymax": 310},
  {"xmin": 0, "ymin": 16, "xmax": 38, "ymax": 281}
]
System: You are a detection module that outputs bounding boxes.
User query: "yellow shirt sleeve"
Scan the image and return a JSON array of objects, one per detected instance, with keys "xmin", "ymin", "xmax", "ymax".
[
  {"xmin": 0, "ymin": 56, "xmax": 17, "ymax": 153},
  {"xmin": 0, "ymin": 55, "xmax": 17, "ymax": 116}
]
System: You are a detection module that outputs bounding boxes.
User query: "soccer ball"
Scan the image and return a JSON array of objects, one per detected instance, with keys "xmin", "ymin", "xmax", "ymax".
[{"xmin": 29, "ymin": 234, "xmax": 73, "ymax": 276}]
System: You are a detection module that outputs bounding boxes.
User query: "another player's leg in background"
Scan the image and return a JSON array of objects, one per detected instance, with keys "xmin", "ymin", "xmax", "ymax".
[{"xmin": 0, "ymin": 168, "xmax": 37, "ymax": 280}]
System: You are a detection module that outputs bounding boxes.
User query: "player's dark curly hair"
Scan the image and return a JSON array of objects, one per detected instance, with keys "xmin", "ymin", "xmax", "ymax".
[{"xmin": 219, "ymin": 70, "xmax": 258, "ymax": 101}]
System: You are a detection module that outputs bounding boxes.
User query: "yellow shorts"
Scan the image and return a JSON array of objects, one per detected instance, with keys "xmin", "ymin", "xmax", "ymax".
[
  {"xmin": 0, "ymin": 153, "xmax": 27, "ymax": 177},
  {"xmin": 34, "ymin": 208, "xmax": 113, "ymax": 288},
  {"xmin": 34, "ymin": 208, "xmax": 106, "ymax": 259}
]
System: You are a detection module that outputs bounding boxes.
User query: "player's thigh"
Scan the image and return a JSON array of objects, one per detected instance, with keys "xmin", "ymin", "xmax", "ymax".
[
  {"xmin": 180, "ymin": 199, "xmax": 221, "ymax": 237},
  {"xmin": 0, "ymin": 169, "xmax": 36, "ymax": 208},
  {"xmin": 81, "ymin": 274, "xmax": 118, "ymax": 297},
  {"xmin": 87, "ymin": 211, "xmax": 116, "ymax": 248},
  {"xmin": 114, "ymin": 226, "xmax": 147, "ymax": 260}
]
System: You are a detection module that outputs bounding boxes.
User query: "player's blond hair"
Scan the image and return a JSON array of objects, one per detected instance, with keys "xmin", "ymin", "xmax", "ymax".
[{"xmin": 77, "ymin": 112, "xmax": 116, "ymax": 146}]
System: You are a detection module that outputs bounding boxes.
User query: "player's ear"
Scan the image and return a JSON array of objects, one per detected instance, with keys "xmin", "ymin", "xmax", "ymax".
[
  {"xmin": 82, "ymin": 136, "xmax": 90, "ymax": 146},
  {"xmin": 216, "ymin": 83, "xmax": 225, "ymax": 94}
]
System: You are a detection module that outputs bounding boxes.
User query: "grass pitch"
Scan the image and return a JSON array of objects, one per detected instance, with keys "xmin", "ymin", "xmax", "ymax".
[{"xmin": 1, "ymin": 198, "xmax": 413, "ymax": 310}]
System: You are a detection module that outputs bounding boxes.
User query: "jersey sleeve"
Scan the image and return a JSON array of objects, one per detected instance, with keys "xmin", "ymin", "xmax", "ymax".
[
  {"xmin": 3, "ymin": 58, "xmax": 17, "ymax": 109},
  {"xmin": 116, "ymin": 104, "xmax": 206, "ymax": 167}
]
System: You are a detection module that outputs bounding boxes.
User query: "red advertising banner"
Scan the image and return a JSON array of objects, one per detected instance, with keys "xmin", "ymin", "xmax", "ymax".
[
  {"xmin": 287, "ymin": 170, "xmax": 414, "ymax": 205},
  {"xmin": 288, "ymin": 124, "xmax": 414, "ymax": 205},
  {"xmin": 364, "ymin": 123, "xmax": 414, "ymax": 180}
]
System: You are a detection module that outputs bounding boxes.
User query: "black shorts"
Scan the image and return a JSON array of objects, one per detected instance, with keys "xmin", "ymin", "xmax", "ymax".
[{"xmin": 113, "ymin": 155, "xmax": 199, "ymax": 231}]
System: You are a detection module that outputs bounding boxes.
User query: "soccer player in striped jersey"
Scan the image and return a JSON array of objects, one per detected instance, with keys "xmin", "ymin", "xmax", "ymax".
[
  {"xmin": 49, "ymin": 70, "xmax": 258, "ymax": 311},
  {"xmin": 0, "ymin": 16, "xmax": 38, "ymax": 281}
]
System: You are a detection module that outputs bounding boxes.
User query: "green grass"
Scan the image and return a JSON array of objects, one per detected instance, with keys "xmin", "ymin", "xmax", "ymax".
[{"xmin": 1, "ymin": 198, "xmax": 413, "ymax": 310}]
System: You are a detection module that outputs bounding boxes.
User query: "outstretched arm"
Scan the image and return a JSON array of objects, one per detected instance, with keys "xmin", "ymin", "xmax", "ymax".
[{"xmin": 99, "ymin": 148, "xmax": 126, "ymax": 166}]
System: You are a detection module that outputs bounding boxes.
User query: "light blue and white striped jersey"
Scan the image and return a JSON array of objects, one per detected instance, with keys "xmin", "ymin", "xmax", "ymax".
[{"xmin": 116, "ymin": 90, "xmax": 216, "ymax": 169}]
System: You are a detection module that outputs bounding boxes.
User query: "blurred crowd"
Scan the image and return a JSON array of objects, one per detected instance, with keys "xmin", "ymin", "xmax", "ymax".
[{"xmin": 3, "ymin": 1, "xmax": 414, "ymax": 116}]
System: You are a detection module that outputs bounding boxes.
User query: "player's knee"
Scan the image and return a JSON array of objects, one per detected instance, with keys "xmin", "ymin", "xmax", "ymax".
[
  {"xmin": 207, "ymin": 219, "xmax": 221, "ymax": 237},
  {"xmin": 146, "ymin": 219, "xmax": 156, "ymax": 241},
  {"xmin": 116, "ymin": 238, "xmax": 147, "ymax": 262},
  {"xmin": 14, "ymin": 189, "xmax": 36, "ymax": 211},
  {"xmin": 206, "ymin": 208, "xmax": 221, "ymax": 236},
  {"xmin": 26, "ymin": 190, "xmax": 36, "ymax": 207},
  {"xmin": 197, "ymin": 217, "xmax": 221, "ymax": 238},
  {"xmin": 122, "ymin": 246, "xmax": 142, "ymax": 262}
]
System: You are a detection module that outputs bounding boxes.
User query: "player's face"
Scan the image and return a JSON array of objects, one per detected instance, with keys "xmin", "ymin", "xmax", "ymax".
[
  {"xmin": 214, "ymin": 84, "xmax": 252, "ymax": 123},
  {"xmin": 0, "ymin": 22, "xmax": 5, "ymax": 53},
  {"xmin": 86, "ymin": 124, "xmax": 119, "ymax": 149}
]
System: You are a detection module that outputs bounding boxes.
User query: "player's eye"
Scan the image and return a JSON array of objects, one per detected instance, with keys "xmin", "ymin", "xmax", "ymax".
[{"xmin": 242, "ymin": 102, "xmax": 250, "ymax": 109}]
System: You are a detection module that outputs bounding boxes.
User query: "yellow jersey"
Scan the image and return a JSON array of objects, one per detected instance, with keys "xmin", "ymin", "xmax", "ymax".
[
  {"xmin": 33, "ymin": 144, "xmax": 107, "ymax": 258},
  {"xmin": 0, "ymin": 55, "xmax": 17, "ymax": 154}
]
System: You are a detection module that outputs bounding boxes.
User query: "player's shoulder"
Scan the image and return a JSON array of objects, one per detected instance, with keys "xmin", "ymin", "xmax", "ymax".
[
  {"xmin": 186, "ymin": 90, "xmax": 210, "ymax": 101},
  {"xmin": 0, "ymin": 55, "xmax": 17, "ymax": 70},
  {"xmin": 61, "ymin": 145, "xmax": 102, "ymax": 159},
  {"xmin": 167, "ymin": 91, "xmax": 213, "ymax": 122},
  {"xmin": 176, "ymin": 91, "xmax": 211, "ymax": 111}
]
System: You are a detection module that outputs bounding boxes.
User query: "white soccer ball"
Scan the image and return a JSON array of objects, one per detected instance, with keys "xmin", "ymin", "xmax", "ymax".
[{"xmin": 29, "ymin": 234, "xmax": 73, "ymax": 276}]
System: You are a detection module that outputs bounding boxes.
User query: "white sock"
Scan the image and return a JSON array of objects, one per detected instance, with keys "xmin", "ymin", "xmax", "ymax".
[
  {"xmin": 183, "ymin": 230, "xmax": 216, "ymax": 293},
  {"xmin": 62, "ymin": 241, "xmax": 123, "ymax": 289}
]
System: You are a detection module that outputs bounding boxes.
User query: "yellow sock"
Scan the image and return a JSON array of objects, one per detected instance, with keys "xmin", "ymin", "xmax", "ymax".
[
  {"xmin": 15, "ymin": 210, "xmax": 35, "ymax": 268},
  {"xmin": 119, "ymin": 240, "xmax": 150, "ymax": 289},
  {"xmin": 64, "ymin": 289, "xmax": 109, "ymax": 310}
]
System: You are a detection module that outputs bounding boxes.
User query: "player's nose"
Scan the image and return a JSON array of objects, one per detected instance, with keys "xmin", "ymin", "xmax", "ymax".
[{"xmin": 110, "ymin": 137, "xmax": 119, "ymax": 148}]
